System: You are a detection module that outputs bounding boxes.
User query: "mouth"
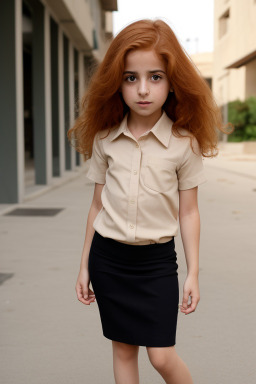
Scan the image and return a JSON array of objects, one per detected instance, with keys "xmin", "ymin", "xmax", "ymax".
[{"xmin": 137, "ymin": 101, "xmax": 152, "ymax": 105}]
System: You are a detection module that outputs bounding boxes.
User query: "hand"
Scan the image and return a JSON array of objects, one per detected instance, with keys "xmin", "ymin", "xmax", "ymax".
[
  {"xmin": 75, "ymin": 268, "xmax": 96, "ymax": 305},
  {"xmin": 179, "ymin": 274, "xmax": 200, "ymax": 315}
]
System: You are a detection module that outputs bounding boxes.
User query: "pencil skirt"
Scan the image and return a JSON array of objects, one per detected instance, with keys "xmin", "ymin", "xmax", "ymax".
[{"xmin": 88, "ymin": 231, "xmax": 179, "ymax": 347}]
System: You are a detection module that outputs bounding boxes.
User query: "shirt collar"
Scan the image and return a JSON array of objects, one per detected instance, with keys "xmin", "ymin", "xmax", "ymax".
[
  {"xmin": 110, "ymin": 111, "xmax": 173, "ymax": 148},
  {"xmin": 110, "ymin": 114, "xmax": 128, "ymax": 142}
]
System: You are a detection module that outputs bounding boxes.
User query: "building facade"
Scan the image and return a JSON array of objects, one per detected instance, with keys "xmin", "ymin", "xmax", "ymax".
[
  {"xmin": 213, "ymin": 0, "xmax": 256, "ymax": 123},
  {"xmin": 190, "ymin": 52, "xmax": 213, "ymax": 90},
  {"xmin": 0, "ymin": 0, "xmax": 117, "ymax": 204}
]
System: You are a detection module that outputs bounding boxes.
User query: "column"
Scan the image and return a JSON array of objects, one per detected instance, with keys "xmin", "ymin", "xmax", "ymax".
[
  {"xmin": 0, "ymin": 0, "xmax": 24, "ymax": 203},
  {"xmin": 74, "ymin": 48, "xmax": 80, "ymax": 166},
  {"xmin": 58, "ymin": 27, "xmax": 65, "ymax": 175},
  {"xmin": 78, "ymin": 50, "xmax": 86, "ymax": 165},
  {"xmin": 69, "ymin": 41, "xmax": 76, "ymax": 170},
  {"xmin": 32, "ymin": 1, "xmax": 52, "ymax": 184},
  {"xmin": 63, "ymin": 34, "xmax": 71, "ymax": 170},
  {"xmin": 50, "ymin": 16, "xmax": 60, "ymax": 176}
]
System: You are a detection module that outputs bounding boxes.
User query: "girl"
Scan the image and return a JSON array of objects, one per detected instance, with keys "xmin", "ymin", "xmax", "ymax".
[{"xmin": 69, "ymin": 19, "xmax": 229, "ymax": 384}]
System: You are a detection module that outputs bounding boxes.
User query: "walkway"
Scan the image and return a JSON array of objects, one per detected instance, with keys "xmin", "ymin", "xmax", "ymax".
[{"xmin": 1, "ymin": 151, "xmax": 255, "ymax": 383}]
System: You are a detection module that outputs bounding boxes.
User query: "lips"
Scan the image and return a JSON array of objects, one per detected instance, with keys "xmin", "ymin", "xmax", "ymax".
[{"xmin": 137, "ymin": 101, "xmax": 152, "ymax": 105}]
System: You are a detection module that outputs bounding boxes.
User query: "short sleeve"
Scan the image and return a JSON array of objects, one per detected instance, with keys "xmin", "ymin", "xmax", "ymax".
[
  {"xmin": 85, "ymin": 132, "xmax": 108, "ymax": 184},
  {"xmin": 177, "ymin": 137, "xmax": 207, "ymax": 190}
]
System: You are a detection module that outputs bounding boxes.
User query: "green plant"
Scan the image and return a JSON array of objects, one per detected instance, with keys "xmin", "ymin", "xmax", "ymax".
[
  {"xmin": 247, "ymin": 97, "xmax": 256, "ymax": 125},
  {"xmin": 227, "ymin": 97, "xmax": 256, "ymax": 141}
]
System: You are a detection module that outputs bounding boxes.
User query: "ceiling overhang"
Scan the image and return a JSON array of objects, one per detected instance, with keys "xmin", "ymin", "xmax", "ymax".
[
  {"xmin": 226, "ymin": 49, "xmax": 256, "ymax": 69},
  {"xmin": 100, "ymin": 0, "xmax": 118, "ymax": 11}
]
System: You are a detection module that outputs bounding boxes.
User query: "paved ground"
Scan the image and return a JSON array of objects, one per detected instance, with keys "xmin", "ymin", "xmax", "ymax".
[{"xmin": 1, "ymin": 150, "xmax": 256, "ymax": 384}]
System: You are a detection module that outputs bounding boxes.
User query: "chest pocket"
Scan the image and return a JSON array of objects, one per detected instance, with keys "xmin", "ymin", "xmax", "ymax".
[{"xmin": 143, "ymin": 156, "xmax": 177, "ymax": 193}]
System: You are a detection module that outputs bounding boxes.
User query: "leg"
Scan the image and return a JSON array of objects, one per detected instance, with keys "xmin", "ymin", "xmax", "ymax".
[
  {"xmin": 146, "ymin": 345, "xmax": 193, "ymax": 384},
  {"xmin": 112, "ymin": 340, "xmax": 140, "ymax": 384}
]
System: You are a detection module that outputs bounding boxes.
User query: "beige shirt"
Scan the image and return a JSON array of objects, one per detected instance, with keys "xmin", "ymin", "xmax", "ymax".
[{"xmin": 86, "ymin": 111, "xmax": 207, "ymax": 245}]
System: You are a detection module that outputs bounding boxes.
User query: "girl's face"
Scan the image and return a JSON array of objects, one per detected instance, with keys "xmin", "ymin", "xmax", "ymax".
[{"xmin": 121, "ymin": 49, "xmax": 170, "ymax": 119}]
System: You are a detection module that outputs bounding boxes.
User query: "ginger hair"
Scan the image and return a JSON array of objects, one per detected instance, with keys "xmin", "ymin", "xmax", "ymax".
[{"xmin": 67, "ymin": 19, "xmax": 232, "ymax": 159}]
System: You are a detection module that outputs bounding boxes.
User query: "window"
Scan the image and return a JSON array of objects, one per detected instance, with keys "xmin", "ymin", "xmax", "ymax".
[{"xmin": 219, "ymin": 9, "xmax": 230, "ymax": 39}]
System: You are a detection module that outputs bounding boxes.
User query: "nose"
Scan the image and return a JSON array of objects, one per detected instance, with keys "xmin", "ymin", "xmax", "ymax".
[{"xmin": 138, "ymin": 80, "xmax": 149, "ymax": 96}]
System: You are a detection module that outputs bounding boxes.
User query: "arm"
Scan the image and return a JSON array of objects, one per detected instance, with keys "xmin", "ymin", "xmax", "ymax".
[
  {"xmin": 178, "ymin": 186, "xmax": 201, "ymax": 315},
  {"xmin": 75, "ymin": 182, "xmax": 104, "ymax": 305},
  {"xmin": 80, "ymin": 182, "xmax": 104, "ymax": 270}
]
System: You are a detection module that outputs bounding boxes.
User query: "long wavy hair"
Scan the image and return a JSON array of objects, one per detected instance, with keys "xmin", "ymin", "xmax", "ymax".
[{"xmin": 67, "ymin": 19, "xmax": 232, "ymax": 159}]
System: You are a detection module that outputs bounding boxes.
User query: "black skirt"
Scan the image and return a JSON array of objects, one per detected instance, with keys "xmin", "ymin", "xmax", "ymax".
[{"xmin": 88, "ymin": 231, "xmax": 179, "ymax": 347}]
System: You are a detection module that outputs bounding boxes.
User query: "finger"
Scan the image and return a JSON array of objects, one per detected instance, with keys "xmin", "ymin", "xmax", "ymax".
[
  {"xmin": 78, "ymin": 297, "xmax": 95, "ymax": 305},
  {"xmin": 83, "ymin": 286, "xmax": 93, "ymax": 300},
  {"xmin": 184, "ymin": 307, "xmax": 195, "ymax": 315},
  {"xmin": 83, "ymin": 291, "xmax": 96, "ymax": 300},
  {"xmin": 184, "ymin": 297, "xmax": 199, "ymax": 314},
  {"xmin": 182, "ymin": 290, "xmax": 190, "ymax": 309},
  {"xmin": 77, "ymin": 294, "xmax": 96, "ymax": 305},
  {"xmin": 76, "ymin": 284, "xmax": 84, "ymax": 300},
  {"xmin": 76, "ymin": 285, "xmax": 95, "ymax": 305},
  {"xmin": 88, "ymin": 288, "xmax": 95, "ymax": 296}
]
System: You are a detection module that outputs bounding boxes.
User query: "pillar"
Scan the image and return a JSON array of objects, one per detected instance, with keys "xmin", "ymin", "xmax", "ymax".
[
  {"xmin": 0, "ymin": 0, "xmax": 24, "ymax": 203},
  {"xmin": 31, "ymin": 0, "xmax": 52, "ymax": 184}
]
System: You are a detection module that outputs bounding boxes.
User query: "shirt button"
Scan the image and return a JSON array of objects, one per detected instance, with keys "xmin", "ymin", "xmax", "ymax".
[
  {"xmin": 130, "ymin": 200, "xmax": 135, "ymax": 204},
  {"xmin": 133, "ymin": 170, "xmax": 137, "ymax": 175},
  {"xmin": 135, "ymin": 143, "xmax": 139, "ymax": 148},
  {"xmin": 129, "ymin": 224, "xmax": 134, "ymax": 229}
]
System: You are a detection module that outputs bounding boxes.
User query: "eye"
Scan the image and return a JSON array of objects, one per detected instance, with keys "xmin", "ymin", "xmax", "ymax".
[
  {"xmin": 125, "ymin": 75, "xmax": 136, "ymax": 82},
  {"xmin": 151, "ymin": 74, "xmax": 162, "ymax": 81}
]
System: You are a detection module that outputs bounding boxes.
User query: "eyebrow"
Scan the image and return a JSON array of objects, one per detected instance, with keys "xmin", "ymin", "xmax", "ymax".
[{"xmin": 123, "ymin": 70, "xmax": 166, "ymax": 75}]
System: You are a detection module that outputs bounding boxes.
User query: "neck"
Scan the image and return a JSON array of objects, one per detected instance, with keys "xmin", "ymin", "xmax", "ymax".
[{"xmin": 127, "ymin": 109, "xmax": 163, "ymax": 131}]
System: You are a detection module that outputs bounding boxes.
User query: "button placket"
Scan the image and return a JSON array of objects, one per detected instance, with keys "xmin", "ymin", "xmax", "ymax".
[{"xmin": 127, "ymin": 145, "xmax": 141, "ymax": 241}]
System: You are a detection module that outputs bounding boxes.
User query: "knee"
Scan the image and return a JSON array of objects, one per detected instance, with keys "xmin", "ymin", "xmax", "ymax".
[
  {"xmin": 147, "ymin": 347, "xmax": 177, "ymax": 373},
  {"xmin": 112, "ymin": 341, "xmax": 139, "ymax": 361},
  {"xmin": 148, "ymin": 353, "xmax": 169, "ymax": 372}
]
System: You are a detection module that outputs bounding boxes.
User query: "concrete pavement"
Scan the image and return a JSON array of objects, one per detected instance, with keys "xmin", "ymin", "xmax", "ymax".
[
  {"xmin": 203, "ymin": 144, "xmax": 256, "ymax": 180},
  {"xmin": 1, "ymin": 150, "xmax": 256, "ymax": 383}
]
